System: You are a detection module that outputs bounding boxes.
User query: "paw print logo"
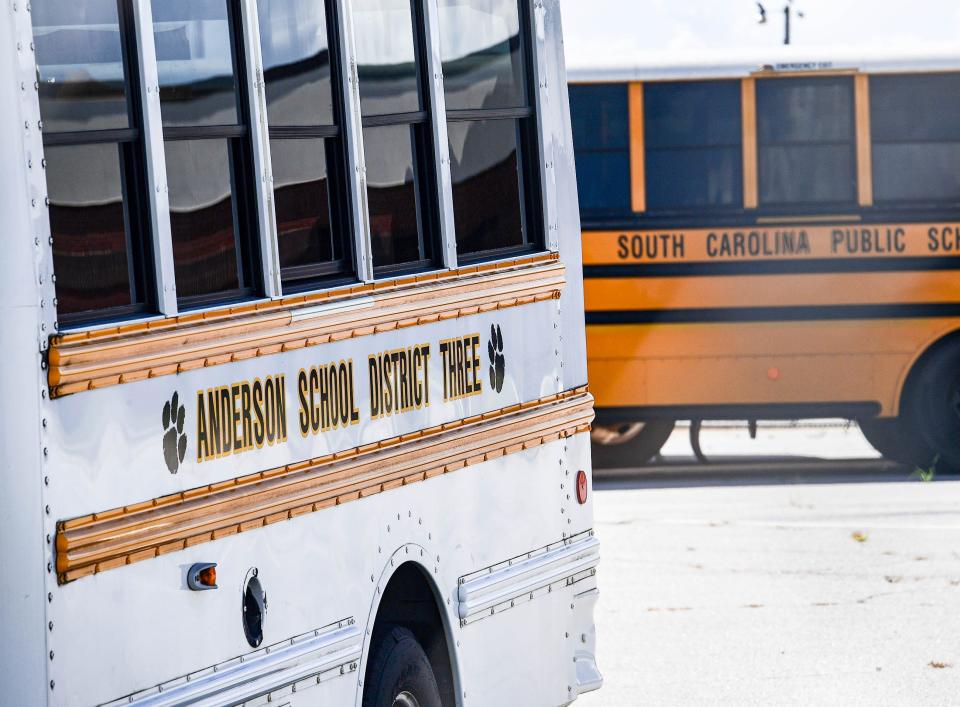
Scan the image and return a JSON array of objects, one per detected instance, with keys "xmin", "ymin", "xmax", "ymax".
[
  {"xmin": 488, "ymin": 324, "xmax": 506, "ymax": 394},
  {"xmin": 162, "ymin": 391, "xmax": 188, "ymax": 474}
]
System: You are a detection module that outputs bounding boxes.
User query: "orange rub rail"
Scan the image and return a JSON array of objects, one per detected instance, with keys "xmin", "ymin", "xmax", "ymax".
[
  {"xmin": 55, "ymin": 388, "xmax": 593, "ymax": 584},
  {"xmin": 48, "ymin": 253, "xmax": 563, "ymax": 398}
]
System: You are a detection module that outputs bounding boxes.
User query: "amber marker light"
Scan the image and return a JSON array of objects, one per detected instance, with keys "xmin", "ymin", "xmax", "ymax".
[
  {"xmin": 188, "ymin": 562, "xmax": 218, "ymax": 591},
  {"xmin": 767, "ymin": 367, "xmax": 781, "ymax": 381},
  {"xmin": 576, "ymin": 470, "xmax": 588, "ymax": 505}
]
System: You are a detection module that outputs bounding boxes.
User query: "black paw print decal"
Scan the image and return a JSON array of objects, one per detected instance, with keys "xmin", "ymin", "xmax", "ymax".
[
  {"xmin": 162, "ymin": 391, "xmax": 187, "ymax": 474},
  {"xmin": 488, "ymin": 324, "xmax": 506, "ymax": 394}
]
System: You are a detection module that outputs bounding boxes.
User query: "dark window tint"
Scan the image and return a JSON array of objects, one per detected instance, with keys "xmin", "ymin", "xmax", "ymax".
[
  {"xmin": 33, "ymin": 0, "xmax": 129, "ymax": 132},
  {"xmin": 46, "ymin": 143, "xmax": 141, "ymax": 314},
  {"xmin": 353, "ymin": 0, "xmax": 420, "ymax": 116},
  {"xmin": 643, "ymin": 80, "xmax": 742, "ymax": 211},
  {"xmin": 258, "ymin": 0, "xmax": 334, "ymax": 126},
  {"xmin": 33, "ymin": 0, "xmax": 154, "ymax": 325},
  {"xmin": 449, "ymin": 119, "xmax": 524, "ymax": 255},
  {"xmin": 439, "ymin": 0, "xmax": 525, "ymax": 111},
  {"xmin": 439, "ymin": 0, "xmax": 540, "ymax": 261},
  {"xmin": 569, "ymin": 83, "xmax": 631, "ymax": 214},
  {"xmin": 364, "ymin": 124, "xmax": 428, "ymax": 269},
  {"xmin": 271, "ymin": 139, "xmax": 340, "ymax": 272},
  {"xmin": 153, "ymin": 0, "xmax": 240, "ymax": 127},
  {"xmin": 871, "ymin": 73, "xmax": 960, "ymax": 204},
  {"xmin": 165, "ymin": 139, "xmax": 244, "ymax": 299},
  {"xmin": 757, "ymin": 77, "xmax": 856, "ymax": 207},
  {"xmin": 259, "ymin": 0, "xmax": 351, "ymax": 288},
  {"xmin": 645, "ymin": 81, "xmax": 741, "ymax": 148},
  {"xmin": 158, "ymin": 0, "xmax": 259, "ymax": 306}
]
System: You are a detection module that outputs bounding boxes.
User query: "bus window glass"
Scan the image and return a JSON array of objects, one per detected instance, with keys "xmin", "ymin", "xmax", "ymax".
[
  {"xmin": 164, "ymin": 139, "xmax": 241, "ymax": 298},
  {"xmin": 258, "ymin": 0, "xmax": 333, "ymax": 127},
  {"xmin": 33, "ymin": 0, "xmax": 129, "ymax": 132},
  {"xmin": 270, "ymin": 138, "xmax": 340, "ymax": 273},
  {"xmin": 447, "ymin": 119, "xmax": 524, "ymax": 255},
  {"xmin": 354, "ymin": 0, "xmax": 436, "ymax": 273},
  {"xmin": 259, "ymin": 0, "xmax": 351, "ymax": 288},
  {"xmin": 33, "ymin": 0, "xmax": 153, "ymax": 325},
  {"xmin": 154, "ymin": 0, "xmax": 258, "ymax": 306},
  {"xmin": 440, "ymin": 0, "xmax": 540, "ymax": 261},
  {"xmin": 353, "ymin": 0, "xmax": 420, "ymax": 116},
  {"xmin": 644, "ymin": 80, "xmax": 742, "ymax": 211},
  {"xmin": 439, "ymin": 0, "xmax": 524, "ymax": 111},
  {"xmin": 364, "ymin": 124, "xmax": 426, "ymax": 267},
  {"xmin": 871, "ymin": 73, "xmax": 960, "ymax": 204},
  {"xmin": 45, "ymin": 144, "xmax": 139, "ymax": 315},
  {"xmin": 756, "ymin": 77, "xmax": 856, "ymax": 208},
  {"xmin": 569, "ymin": 84, "xmax": 631, "ymax": 214},
  {"xmin": 153, "ymin": 0, "xmax": 239, "ymax": 127}
]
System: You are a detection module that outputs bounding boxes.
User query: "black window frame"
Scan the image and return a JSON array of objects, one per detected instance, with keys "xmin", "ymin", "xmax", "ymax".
[
  {"xmin": 38, "ymin": 0, "xmax": 156, "ymax": 328},
  {"xmin": 157, "ymin": 0, "xmax": 263, "ymax": 311},
  {"xmin": 643, "ymin": 79, "xmax": 744, "ymax": 216},
  {"xmin": 358, "ymin": 0, "xmax": 441, "ymax": 279},
  {"xmin": 756, "ymin": 75, "xmax": 858, "ymax": 213},
  {"xmin": 259, "ymin": 0, "xmax": 357, "ymax": 293},
  {"xmin": 443, "ymin": 0, "xmax": 545, "ymax": 266}
]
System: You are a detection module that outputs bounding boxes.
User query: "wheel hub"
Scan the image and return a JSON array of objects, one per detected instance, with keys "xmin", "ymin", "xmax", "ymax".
[{"xmin": 393, "ymin": 691, "xmax": 422, "ymax": 707}]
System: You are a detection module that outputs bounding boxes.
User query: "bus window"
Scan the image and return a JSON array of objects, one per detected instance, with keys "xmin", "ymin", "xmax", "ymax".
[
  {"xmin": 354, "ymin": 0, "xmax": 437, "ymax": 275},
  {"xmin": 32, "ymin": 0, "xmax": 154, "ymax": 324},
  {"xmin": 258, "ymin": 0, "xmax": 353, "ymax": 288},
  {"xmin": 439, "ymin": 0, "xmax": 541, "ymax": 261},
  {"xmin": 153, "ymin": 0, "xmax": 260, "ymax": 306},
  {"xmin": 756, "ymin": 76, "xmax": 856, "ymax": 209},
  {"xmin": 569, "ymin": 84, "xmax": 631, "ymax": 216},
  {"xmin": 871, "ymin": 73, "xmax": 960, "ymax": 204},
  {"xmin": 644, "ymin": 80, "xmax": 742, "ymax": 211}
]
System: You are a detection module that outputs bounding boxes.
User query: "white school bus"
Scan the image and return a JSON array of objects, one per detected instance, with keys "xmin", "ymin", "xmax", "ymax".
[{"xmin": 0, "ymin": 1, "xmax": 599, "ymax": 705}]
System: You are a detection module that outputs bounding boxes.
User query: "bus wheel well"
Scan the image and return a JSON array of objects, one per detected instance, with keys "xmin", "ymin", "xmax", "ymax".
[
  {"xmin": 899, "ymin": 329, "xmax": 960, "ymax": 414},
  {"xmin": 367, "ymin": 562, "xmax": 456, "ymax": 706}
]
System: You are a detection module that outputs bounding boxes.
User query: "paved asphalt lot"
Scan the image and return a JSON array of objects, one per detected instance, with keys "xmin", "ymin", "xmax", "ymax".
[{"xmin": 577, "ymin": 424, "xmax": 960, "ymax": 706}]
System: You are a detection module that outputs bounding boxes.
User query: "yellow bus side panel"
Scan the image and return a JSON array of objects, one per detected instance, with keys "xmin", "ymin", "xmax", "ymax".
[
  {"xmin": 587, "ymin": 318, "xmax": 960, "ymax": 415},
  {"xmin": 585, "ymin": 271, "xmax": 960, "ymax": 311}
]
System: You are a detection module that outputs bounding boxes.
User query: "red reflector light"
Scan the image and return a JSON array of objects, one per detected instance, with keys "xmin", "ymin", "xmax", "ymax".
[{"xmin": 576, "ymin": 470, "xmax": 588, "ymax": 505}]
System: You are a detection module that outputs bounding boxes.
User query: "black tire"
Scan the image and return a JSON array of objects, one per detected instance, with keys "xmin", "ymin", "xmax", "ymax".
[
  {"xmin": 905, "ymin": 344, "xmax": 960, "ymax": 470},
  {"xmin": 362, "ymin": 626, "xmax": 442, "ymax": 707},
  {"xmin": 858, "ymin": 417, "xmax": 935, "ymax": 468},
  {"xmin": 591, "ymin": 420, "xmax": 675, "ymax": 469}
]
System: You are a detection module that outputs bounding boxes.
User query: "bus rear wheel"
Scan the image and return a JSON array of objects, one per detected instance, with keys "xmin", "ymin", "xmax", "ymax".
[
  {"xmin": 857, "ymin": 417, "xmax": 935, "ymax": 468},
  {"xmin": 362, "ymin": 626, "xmax": 442, "ymax": 707},
  {"xmin": 904, "ymin": 343, "xmax": 960, "ymax": 471},
  {"xmin": 591, "ymin": 420, "xmax": 675, "ymax": 468}
]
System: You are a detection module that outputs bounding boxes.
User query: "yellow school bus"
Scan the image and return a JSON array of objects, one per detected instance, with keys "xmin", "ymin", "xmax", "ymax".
[{"xmin": 569, "ymin": 51, "xmax": 960, "ymax": 468}]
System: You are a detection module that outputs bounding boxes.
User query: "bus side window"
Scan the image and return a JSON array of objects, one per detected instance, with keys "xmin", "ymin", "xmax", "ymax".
[
  {"xmin": 153, "ymin": 0, "xmax": 261, "ymax": 308},
  {"xmin": 644, "ymin": 81, "xmax": 743, "ymax": 212},
  {"xmin": 756, "ymin": 76, "xmax": 856, "ymax": 210},
  {"xmin": 32, "ymin": 0, "xmax": 155, "ymax": 325},
  {"xmin": 354, "ymin": 0, "xmax": 438, "ymax": 276},
  {"xmin": 871, "ymin": 73, "xmax": 960, "ymax": 205},
  {"xmin": 568, "ymin": 84, "xmax": 631, "ymax": 217},
  {"xmin": 438, "ymin": 0, "xmax": 543, "ymax": 262},
  {"xmin": 257, "ymin": 0, "xmax": 354, "ymax": 290}
]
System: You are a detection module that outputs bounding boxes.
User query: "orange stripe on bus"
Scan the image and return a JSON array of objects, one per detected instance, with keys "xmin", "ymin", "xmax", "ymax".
[{"xmin": 584, "ymin": 271, "xmax": 960, "ymax": 312}]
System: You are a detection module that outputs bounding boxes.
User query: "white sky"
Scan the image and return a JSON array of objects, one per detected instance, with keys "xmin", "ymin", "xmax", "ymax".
[{"xmin": 562, "ymin": 0, "xmax": 960, "ymax": 67}]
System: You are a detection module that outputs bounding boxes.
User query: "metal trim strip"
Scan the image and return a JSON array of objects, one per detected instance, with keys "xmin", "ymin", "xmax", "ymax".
[
  {"xmin": 457, "ymin": 532, "xmax": 600, "ymax": 622},
  {"xmin": 99, "ymin": 621, "xmax": 362, "ymax": 707}
]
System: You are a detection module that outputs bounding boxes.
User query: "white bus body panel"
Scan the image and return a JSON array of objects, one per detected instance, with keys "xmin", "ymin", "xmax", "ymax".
[{"xmin": 1, "ymin": 1, "xmax": 596, "ymax": 705}]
